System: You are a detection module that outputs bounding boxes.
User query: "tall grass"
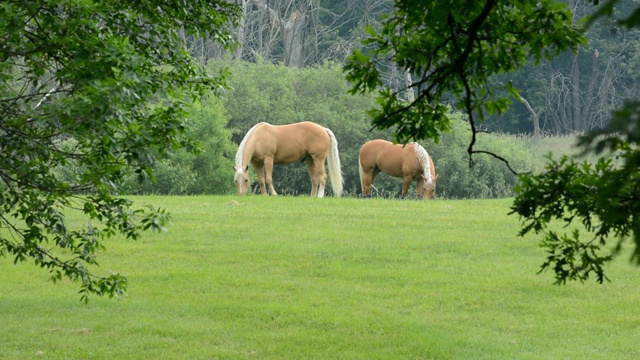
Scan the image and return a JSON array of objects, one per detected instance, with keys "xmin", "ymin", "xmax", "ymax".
[
  {"xmin": 1, "ymin": 196, "xmax": 639, "ymax": 359},
  {"xmin": 506, "ymin": 132, "xmax": 618, "ymax": 173}
]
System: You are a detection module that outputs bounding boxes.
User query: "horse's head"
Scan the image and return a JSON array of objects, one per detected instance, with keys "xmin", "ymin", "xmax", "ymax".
[
  {"xmin": 422, "ymin": 173, "xmax": 439, "ymax": 199},
  {"xmin": 233, "ymin": 165, "xmax": 250, "ymax": 195}
]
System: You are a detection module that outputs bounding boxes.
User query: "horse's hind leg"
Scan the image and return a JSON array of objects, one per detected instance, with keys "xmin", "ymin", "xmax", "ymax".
[
  {"xmin": 306, "ymin": 158, "xmax": 326, "ymax": 197},
  {"xmin": 360, "ymin": 168, "xmax": 375, "ymax": 197}
]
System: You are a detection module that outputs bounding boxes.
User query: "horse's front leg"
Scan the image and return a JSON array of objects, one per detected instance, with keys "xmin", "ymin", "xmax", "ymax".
[
  {"xmin": 264, "ymin": 157, "xmax": 278, "ymax": 196},
  {"xmin": 253, "ymin": 163, "xmax": 268, "ymax": 195},
  {"xmin": 401, "ymin": 175, "xmax": 412, "ymax": 198}
]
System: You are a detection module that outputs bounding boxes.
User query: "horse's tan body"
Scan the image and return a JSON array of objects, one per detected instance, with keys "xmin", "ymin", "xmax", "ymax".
[
  {"xmin": 358, "ymin": 139, "xmax": 437, "ymax": 199},
  {"xmin": 234, "ymin": 121, "xmax": 343, "ymax": 197}
]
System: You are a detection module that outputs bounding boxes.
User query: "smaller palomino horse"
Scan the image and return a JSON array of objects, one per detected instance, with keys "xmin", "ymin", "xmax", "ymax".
[
  {"xmin": 358, "ymin": 139, "xmax": 438, "ymax": 199},
  {"xmin": 234, "ymin": 121, "xmax": 344, "ymax": 197}
]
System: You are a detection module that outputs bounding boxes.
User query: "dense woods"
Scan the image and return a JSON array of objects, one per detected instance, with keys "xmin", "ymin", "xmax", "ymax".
[
  {"xmin": 211, "ymin": 0, "xmax": 640, "ymax": 135},
  {"xmin": 123, "ymin": 0, "xmax": 640, "ymax": 198}
]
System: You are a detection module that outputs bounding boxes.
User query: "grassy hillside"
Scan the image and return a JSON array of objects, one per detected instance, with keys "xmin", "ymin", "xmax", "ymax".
[{"xmin": 1, "ymin": 196, "xmax": 639, "ymax": 359}]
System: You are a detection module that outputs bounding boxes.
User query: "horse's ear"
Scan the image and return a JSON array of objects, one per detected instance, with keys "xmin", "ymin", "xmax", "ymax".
[
  {"xmin": 233, "ymin": 165, "xmax": 237, "ymax": 171},
  {"xmin": 435, "ymin": 173, "xmax": 440, "ymax": 181}
]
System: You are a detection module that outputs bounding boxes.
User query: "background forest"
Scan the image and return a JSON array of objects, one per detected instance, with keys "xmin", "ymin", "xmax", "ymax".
[{"xmin": 80, "ymin": 0, "xmax": 640, "ymax": 198}]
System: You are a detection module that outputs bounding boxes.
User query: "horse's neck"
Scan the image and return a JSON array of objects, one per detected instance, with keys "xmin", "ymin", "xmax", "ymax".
[
  {"xmin": 412, "ymin": 143, "xmax": 432, "ymax": 180},
  {"xmin": 428, "ymin": 158, "xmax": 435, "ymax": 177},
  {"xmin": 237, "ymin": 125, "xmax": 262, "ymax": 168},
  {"xmin": 240, "ymin": 139, "xmax": 256, "ymax": 167}
]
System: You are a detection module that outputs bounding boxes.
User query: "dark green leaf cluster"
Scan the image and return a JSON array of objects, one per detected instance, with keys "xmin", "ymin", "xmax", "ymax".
[
  {"xmin": 344, "ymin": 0, "xmax": 584, "ymax": 144},
  {"xmin": 121, "ymin": 96, "xmax": 236, "ymax": 195},
  {"xmin": 512, "ymin": 100, "xmax": 640, "ymax": 283},
  {"xmin": 0, "ymin": 0, "xmax": 239, "ymax": 300},
  {"xmin": 428, "ymin": 115, "xmax": 533, "ymax": 198},
  {"xmin": 509, "ymin": 1, "xmax": 640, "ymax": 283}
]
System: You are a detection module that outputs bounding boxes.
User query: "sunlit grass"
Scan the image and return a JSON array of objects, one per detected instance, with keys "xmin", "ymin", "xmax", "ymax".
[{"xmin": 1, "ymin": 195, "xmax": 639, "ymax": 359}]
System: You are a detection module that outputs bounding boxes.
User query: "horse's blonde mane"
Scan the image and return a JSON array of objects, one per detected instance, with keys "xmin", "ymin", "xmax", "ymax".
[
  {"xmin": 235, "ymin": 122, "xmax": 267, "ymax": 169},
  {"xmin": 412, "ymin": 143, "xmax": 433, "ymax": 186}
]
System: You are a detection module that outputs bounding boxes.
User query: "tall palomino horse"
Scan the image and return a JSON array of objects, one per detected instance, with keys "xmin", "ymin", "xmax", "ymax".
[
  {"xmin": 358, "ymin": 139, "xmax": 438, "ymax": 199},
  {"xmin": 234, "ymin": 121, "xmax": 344, "ymax": 197}
]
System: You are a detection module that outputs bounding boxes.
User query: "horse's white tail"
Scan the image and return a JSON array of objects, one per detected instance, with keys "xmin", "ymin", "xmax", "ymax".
[
  {"xmin": 325, "ymin": 128, "xmax": 344, "ymax": 197},
  {"xmin": 358, "ymin": 156, "xmax": 364, "ymax": 194}
]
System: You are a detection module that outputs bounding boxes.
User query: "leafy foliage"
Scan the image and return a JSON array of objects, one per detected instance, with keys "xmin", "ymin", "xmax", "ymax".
[
  {"xmin": 0, "ymin": 0, "xmax": 239, "ymax": 301},
  {"xmin": 344, "ymin": 0, "xmax": 584, "ymax": 145},
  {"xmin": 124, "ymin": 97, "xmax": 236, "ymax": 195},
  {"xmin": 510, "ymin": 1, "xmax": 640, "ymax": 282},
  {"xmin": 512, "ymin": 100, "xmax": 640, "ymax": 282},
  {"xmin": 428, "ymin": 114, "xmax": 534, "ymax": 199}
]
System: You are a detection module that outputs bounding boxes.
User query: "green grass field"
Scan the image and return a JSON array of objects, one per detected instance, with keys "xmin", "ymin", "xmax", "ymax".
[{"xmin": 1, "ymin": 196, "xmax": 639, "ymax": 359}]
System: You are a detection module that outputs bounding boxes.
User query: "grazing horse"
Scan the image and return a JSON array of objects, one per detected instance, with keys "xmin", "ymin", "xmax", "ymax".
[
  {"xmin": 358, "ymin": 139, "xmax": 438, "ymax": 199},
  {"xmin": 234, "ymin": 121, "xmax": 344, "ymax": 197}
]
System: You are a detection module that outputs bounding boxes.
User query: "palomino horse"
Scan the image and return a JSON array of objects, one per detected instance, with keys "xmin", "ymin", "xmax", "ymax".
[
  {"xmin": 234, "ymin": 121, "xmax": 344, "ymax": 197},
  {"xmin": 358, "ymin": 139, "xmax": 438, "ymax": 199}
]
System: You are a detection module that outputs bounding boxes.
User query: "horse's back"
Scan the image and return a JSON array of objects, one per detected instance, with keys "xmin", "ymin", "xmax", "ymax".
[
  {"xmin": 274, "ymin": 121, "xmax": 327, "ymax": 141},
  {"xmin": 253, "ymin": 121, "xmax": 330, "ymax": 164}
]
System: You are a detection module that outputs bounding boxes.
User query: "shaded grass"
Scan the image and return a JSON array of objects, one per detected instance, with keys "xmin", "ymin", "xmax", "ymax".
[{"xmin": 1, "ymin": 196, "xmax": 639, "ymax": 359}]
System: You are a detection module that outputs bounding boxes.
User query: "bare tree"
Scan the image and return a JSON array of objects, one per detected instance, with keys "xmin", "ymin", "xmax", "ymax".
[
  {"xmin": 226, "ymin": 0, "xmax": 393, "ymax": 67},
  {"xmin": 542, "ymin": 42, "xmax": 632, "ymax": 134},
  {"xmin": 248, "ymin": 0, "xmax": 309, "ymax": 67},
  {"xmin": 305, "ymin": 0, "xmax": 392, "ymax": 64},
  {"xmin": 518, "ymin": 95, "xmax": 541, "ymax": 137},
  {"xmin": 234, "ymin": 0, "xmax": 250, "ymax": 60}
]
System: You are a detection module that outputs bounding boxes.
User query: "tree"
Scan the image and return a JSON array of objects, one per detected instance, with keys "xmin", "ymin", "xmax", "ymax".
[
  {"xmin": 481, "ymin": 0, "xmax": 640, "ymax": 136},
  {"xmin": 228, "ymin": 0, "xmax": 393, "ymax": 67},
  {"xmin": 345, "ymin": 0, "xmax": 582, "ymax": 144},
  {"xmin": 344, "ymin": 0, "xmax": 640, "ymax": 282},
  {"xmin": 0, "ymin": 0, "xmax": 240, "ymax": 301},
  {"xmin": 237, "ymin": 0, "xmax": 312, "ymax": 67},
  {"xmin": 123, "ymin": 97, "xmax": 237, "ymax": 195}
]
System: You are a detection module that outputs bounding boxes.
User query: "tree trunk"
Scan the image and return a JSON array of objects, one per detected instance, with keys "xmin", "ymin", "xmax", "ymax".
[
  {"xmin": 518, "ymin": 95, "xmax": 541, "ymax": 138},
  {"xmin": 283, "ymin": 12, "xmax": 306, "ymax": 67},
  {"xmin": 234, "ymin": 0, "xmax": 249, "ymax": 60},
  {"xmin": 250, "ymin": 0, "xmax": 307, "ymax": 68},
  {"xmin": 570, "ymin": 49, "xmax": 582, "ymax": 132},
  {"xmin": 582, "ymin": 48, "xmax": 600, "ymax": 130},
  {"xmin": 545, "ymin": 72, "xmax": 564, "ymax": 134},
  {"xmin": 404, "ymin": 69, "xmax": 415, "ymax": 102}
]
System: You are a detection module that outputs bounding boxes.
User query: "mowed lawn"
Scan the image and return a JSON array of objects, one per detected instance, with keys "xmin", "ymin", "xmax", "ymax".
[{"xmin": 1, "ymin": 195, "xmax": 639, "ymax": 359}]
